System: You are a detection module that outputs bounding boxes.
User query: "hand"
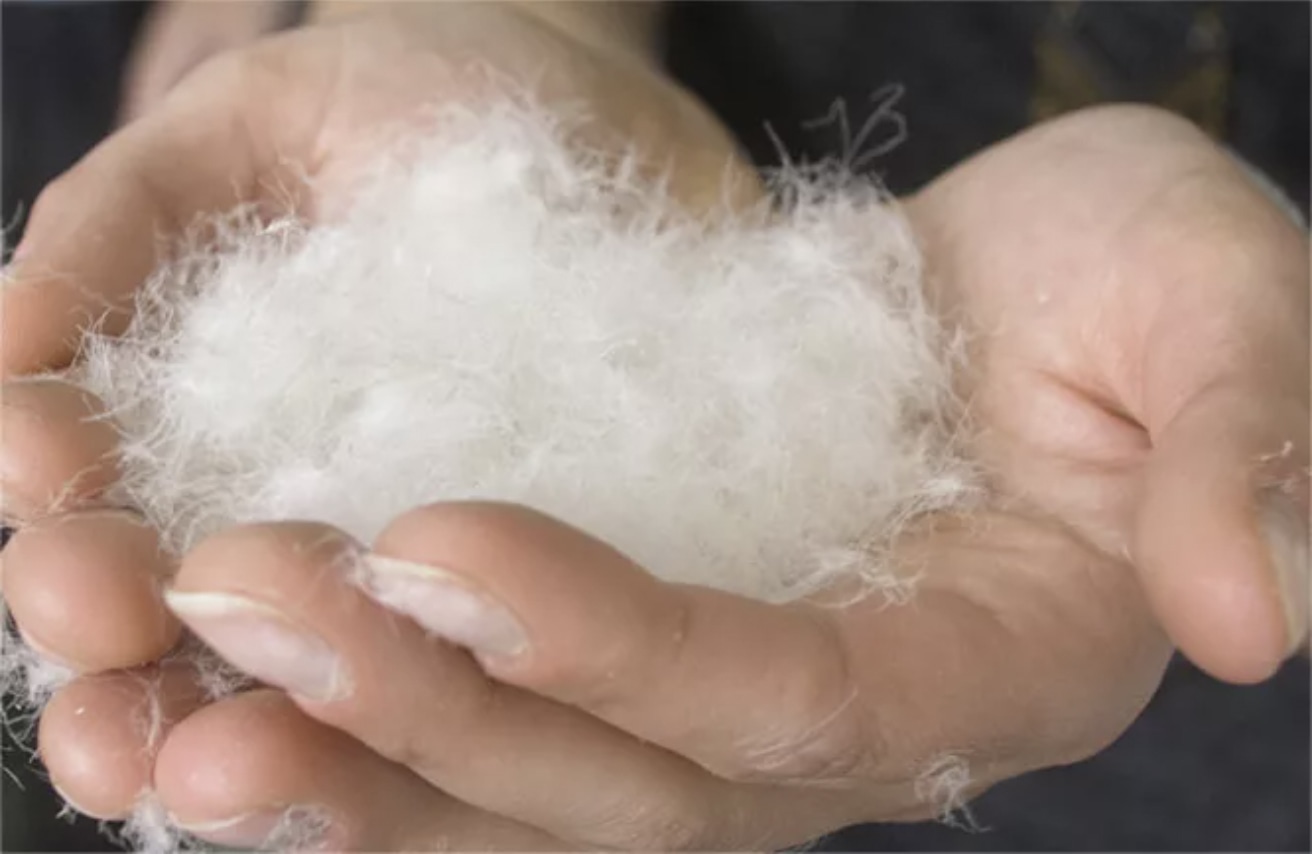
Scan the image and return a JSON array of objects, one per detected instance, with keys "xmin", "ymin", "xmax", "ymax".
[
  {"xmin": 11, "ymin": 493, "xmax": 1175, "ymax": 850},
  {"xmin": 120, "ymin": 0, "xmax": 296, "ymax": 124},
  {"xmin": 4, "ymin": 5, "xmax": 1305, "ymax": 848},
  {"xmin": 905, "ymin": 104, "xmax": 1309, "ymax": 683},
  {"xmin": 6, "ymin": 1, "xmax": 750, "ymax": 375},
  {"xmin": 3, "ymin": 0, "xmax": 761, "ymax": 839},
  {"xmin": 119, "ymin": 106, "xmax": 1296, "ymax": 849}
]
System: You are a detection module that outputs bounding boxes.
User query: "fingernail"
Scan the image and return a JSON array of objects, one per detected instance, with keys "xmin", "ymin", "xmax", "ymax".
[
  {"xmin": 164, "ymin": 591, "xmax": 350, "ymax": 702},
  {"xmin": 360, "ymin": 555, "xmax": 528, "ymax": 660},
  {"xmin": 177, "ymin": 810, "xmax": 284, "ymax": 848},
  {"xmin": 177, "ymin": 805, "xmax": 335, "ymax": 850},
  {"xmin": 1258, "ymin": 492, "xmax": 1310, "ymax": 655}
]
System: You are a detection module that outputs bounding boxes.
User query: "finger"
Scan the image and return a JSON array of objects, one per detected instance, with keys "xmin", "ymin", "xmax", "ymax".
[
  {"xmin": 364, "ymin": 502, "xmax": 872, "ymax": 787},
  {"xmin": 166, "ymin": 521, "xmax": 809, "ymax": 850},
  {"xmin": 1137, "ymin": 382, "xmax": 1310, "ymax": 683},
  {"xmin": 370, "ymin": 504, "xmax": 1169, "ymax": 797},
  {"xmin": 37, "ymin": 662, "xmax": 206, "ymax": 820},
  {"xmin": 154, "ymin": 689, "xmax": 565, "ymax": 851},
  {"xmin": 1, "ymin": 379, "xmax": 120, "ymax": 522},
  {"xmin": 2, "ymin": 47, "xmax": 301, "ymax": 378},
  {"xmin": 3, "ymin": 508, "xmax": 180, "ymax": 671},
  {"xmin": 1131, "ymin": 179, "xmax": 1311, "ymax": 683},
  {"xmin": 833, "ymin": 511, "xmax": 1172, "ymax": 783}
]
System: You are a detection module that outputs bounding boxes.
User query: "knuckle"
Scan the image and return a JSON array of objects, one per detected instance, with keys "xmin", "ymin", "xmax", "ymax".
[
  {"xmin": 716, "ymin": 699, "xmax": 873, "ymax": 786},
  {"xmin": 717, "ymin": 620, "xmax": 878, "ymax": 786}
]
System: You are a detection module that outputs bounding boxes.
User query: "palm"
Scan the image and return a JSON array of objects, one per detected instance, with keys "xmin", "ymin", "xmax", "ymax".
[
  {"xmin": 821, "ymin": 111, "xmax": 1270, "ymax": 794},
  {"xmin": 283, "ymin": 33, "xmax": 1188, "ymax": 776},
  {"xmin": 908, "ymin": 114, "xmax": 1191, "ymax": 549}
]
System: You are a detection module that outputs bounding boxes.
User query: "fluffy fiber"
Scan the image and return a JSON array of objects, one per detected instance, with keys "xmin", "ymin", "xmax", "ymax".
[
  {"xmin": 81, "ymin": 100, "xmax": 970, "ymax": 596},
  {"xmin": 5, "ymin": 96, "xmax": 974, "ymax": 850}
]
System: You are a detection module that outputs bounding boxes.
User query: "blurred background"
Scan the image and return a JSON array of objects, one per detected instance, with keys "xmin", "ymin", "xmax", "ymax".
[{"xmin": 2, "ymin": 1, "xmax": 1309, "ymax": 850}]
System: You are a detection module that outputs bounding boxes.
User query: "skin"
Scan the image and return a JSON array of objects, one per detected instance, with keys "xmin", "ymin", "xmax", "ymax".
[
  {"xmin": 119, "ymin": 0, "xmax": 298, "ymax": 126},
  {"xmin": 2, "ymin": 2, "xmax": 1307, "ymax": 849}
]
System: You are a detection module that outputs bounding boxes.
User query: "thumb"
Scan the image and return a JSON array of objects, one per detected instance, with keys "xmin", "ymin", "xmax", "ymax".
[
  {"xmin": 5, "ymin": 46, "xmax": 307, "ymax": 378},
  {"xmin": 1136, "ymin": 382, "xmax": 1309, "ymax": 683}
]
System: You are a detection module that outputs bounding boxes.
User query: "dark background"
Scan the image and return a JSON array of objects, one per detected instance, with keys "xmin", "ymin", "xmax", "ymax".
[{"xmin": 2, "ymin": 1, "xmax": 1309, "ymax": 850}]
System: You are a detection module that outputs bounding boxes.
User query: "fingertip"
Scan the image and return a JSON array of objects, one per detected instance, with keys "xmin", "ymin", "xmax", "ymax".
[
  {"xmin": 153, "ymin": 688, "xmax": 545, "ymax": 852},
  {"xmin": 1137, "ymin": 392, "xmax": 1306, "ymax": 684},
  {"xmin": 1137, "ymin": 486, "xmax": 1289, "ymax": 684},
  {"xmin": 39, "ymin": 680, "xmax": 150, "ymax": 820},
  {"xmin": 39, "ymin": 666, "xmax": 203, "ymax": 820},
  {"xmin": 4, "ymin": 511, "xmax": 181, "ymax": 672},
  {"xmin": 153, "ymin": 690, "xmax": 294, "ymax": 819},
  {"xmin": 153, "ymin": 690, "xmax": 356, "ymax": 850},
  {"xmin": 1156, "ymin": 569, "xmax": 1287, "ymax": 684}
]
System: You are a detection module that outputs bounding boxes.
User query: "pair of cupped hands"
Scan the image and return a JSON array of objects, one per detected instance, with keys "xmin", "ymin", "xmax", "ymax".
[{"xmin": 3, "ymin": 2, "xmax": 1307, "ymax": 850}]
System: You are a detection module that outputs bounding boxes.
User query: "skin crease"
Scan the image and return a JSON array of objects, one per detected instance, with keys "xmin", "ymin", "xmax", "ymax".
[{"xmin": 1, "ymin": 1, "xmax": 1307, "ymax": 849}]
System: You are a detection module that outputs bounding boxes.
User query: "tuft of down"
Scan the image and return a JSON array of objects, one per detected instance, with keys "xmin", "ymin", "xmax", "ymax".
[{"xmin": 80, "ymin": 100, "xmax": 971, "ymax": 602}]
